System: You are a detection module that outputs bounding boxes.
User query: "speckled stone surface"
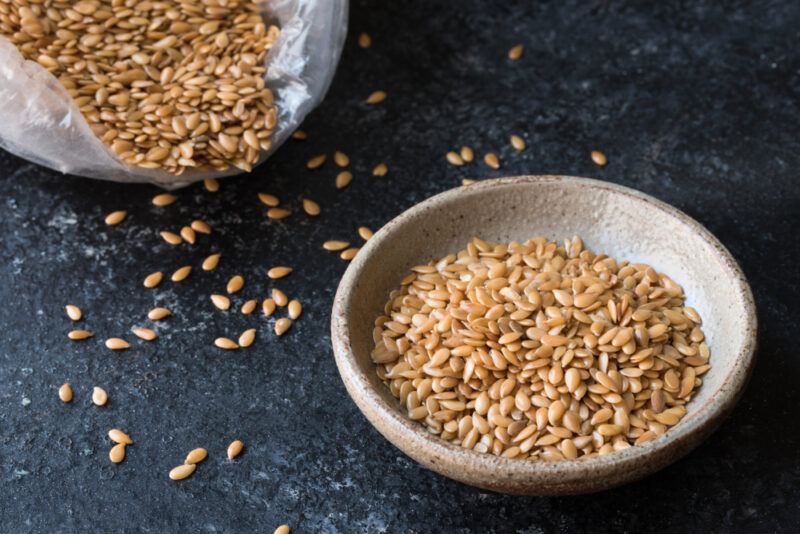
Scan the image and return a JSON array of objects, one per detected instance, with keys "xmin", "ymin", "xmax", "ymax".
[{"xmin": 0, "ymin": 0, "xmax": 798, "ymax": 532}]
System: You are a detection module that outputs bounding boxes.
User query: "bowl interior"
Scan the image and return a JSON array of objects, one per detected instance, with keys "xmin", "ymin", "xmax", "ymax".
[{"xmin": 334, "ymin": 175, "xmax": 755, "ymax": 492}]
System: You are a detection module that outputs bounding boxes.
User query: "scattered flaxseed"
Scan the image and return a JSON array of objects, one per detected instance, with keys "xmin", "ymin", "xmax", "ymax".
[
  {"xmin": 323, "ymin": 240, "xmax": 349, "ymax": 251},
  {"xmin": 292, "ymin": 130, "xmax": 308, "ymax": 140},
  {"xmin": 238, "ymin": 329, "xmax": 256, "ymax": 348},
  {"xmin": 258, "ymin": 193, "xmax": 280, "ymax": 207},
  {"xmin": 204, "ymin": 179, "xmax": 220, "ymax": 193},
  {"xmin": 262, "ymin": 298, "xmax": 277, "ymax": 317},
  {"xmin": 372, "ymin": 163, "xmax": 388, "ymax": 176},
  {"xmin": 336, "ymin": 171, "xmax": 353, "ymax": 189},
  {"xmin": 92, "ymin": 387, "xmax": 108, "ymax": 406},
  {"xmin": 105, "ymin": 338, "xmax": 130, "ymax": 350},
  {"xmin": 460, "ymin": 146, "xmax": 474, "ymax": 163},
  {"xmin": 267, "ymin": 208, "xmax": 291, "ymax": 220},
  {"xmin": 591, "ymin": 150, "xmax": 608, "ymax": 166},
  {"xmin": 307, "ymin": 154, "xmax": 327, "ymax": 170},
  {"xmin": 180, "ymin": 226, "xmax": 196, "ymax": 245},
  {"xmin": 65, "ymin": 305, "xmax": 82, "ymax": 321},
  {"xmin": 274, "ymin": 526, "xmax": 290, "ymax": 534},
  {"xmin": 191, "ymin": 220, "xmax": 212, "ymax": 234},
  {"xmin": 171, "ymin": 266, "xmax": 192, "ymax": 282},
  {"xmin": 215, "ymin": 337, "xmax": 239, "ymax": 350},
  {"xmin": 267, "ymin": 267, "xmax": 292, "ymax": 280},
  {"xmin": 340, "ymin": 248, "xmax": 359, "ymax": 261},
  {"xmin": 358, "ymin": 32, "xmax": 372, "ymax": 48},
  {"xmin": 148, "ymin": 307, "xmax": 172, "ymax": 321},
  {"xmin": 334, "ymin": 151, "xmax": 350, "ymax": 167},
  {"xmin": 358, "ymin": 227, "xmax": 374, "ymax": 241},
  {"xmin": 510, "ymin": 135, "xmax": 526, "ymax": 151},
  {"xmin": 508, "ymin": 44, "xmax": 524, "ymax": 60},
  {"xmin": 109, "ymin": 443, "xmax": 126, "ymax": 464},
  {"xmin": 227, "ymin": 439, "xmax": 244, "ymax": 459},
  {"xmin": 288, "ymin": 300, "xmax": 303, "ymax": 320},
  {"xmin": 446, "ymin": 151, "xmax": 465, "ymax": 166},
  {"xmin": 132, "ymin": 327, "xmax": 157, "ymax": 341},
  {"xmin": 105, "ymin": 210, "xmax": 127, "ymax": 226},
  {"xmin": 108, "ymin": 429, "xmax": 133, "ymax": 445},
  {"xmin": 272, "ymin": 289, "xmax": 288, "ymax": 307},
  {"xmin": 211, "ymin": 295, "xmax": 231, "ymax": 311},
  {"xmin": 169, "ymin": 463, "xmax": 196, "ymax": 481},
  {"xmin": 241, "ymin": 300, "xmax": 257, "ymax": 315},
  {"xmin": 462, "ymin": 178, "xmax": 476, "ymax": 186},
  {"xmin": 202, "ymin": 254, "xmax": 221, "ymax": 272},
  {"xmin": 227, "ymin": 275, "xmax": 244, "ymax": 294},
  {"xmin": 68, "ymin": 330, "xmax": 93, "ymax": 340},
  {"xmin": 185, "ymin": 448, "xmax": 208, "ymax": 465},
  {"xmin": 483, "ymin": 152, "xmax": 500, "ymax": 169},
  {"xmin": 59, "ymin": 383, "xmax": 73, "ymax": 403},
  {"xmin": 302, "ymin": 199, "xmax": 321, "ymax": 216},
  {"xmin": 274, "ymin": 318, "xmax": 293, "ymax": 336},
  {"xmin": 152, "ymin": 194, "xmax": 177, "ymax": 207},
  {"xmin": 160, "ymin": 231, "xmax": 182, "ymax": 246},
  {"xmin": 366, "ymin": 91, "xmax": 387, "ymax": 104},
  {"xmin": 144, "ymin": 272, "xmax": 164, "ymax": 288}
]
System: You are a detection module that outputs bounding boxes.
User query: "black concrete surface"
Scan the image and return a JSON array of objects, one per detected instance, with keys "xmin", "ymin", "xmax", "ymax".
[{"xmin": 1, "ymin": 1, "xmax": 799, "ymax": 532}]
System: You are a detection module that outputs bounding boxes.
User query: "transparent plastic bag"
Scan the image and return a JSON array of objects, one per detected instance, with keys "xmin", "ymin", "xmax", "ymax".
[{"xmin": 0, "ymin": 0, "xmax": 348, "ymax": 188}]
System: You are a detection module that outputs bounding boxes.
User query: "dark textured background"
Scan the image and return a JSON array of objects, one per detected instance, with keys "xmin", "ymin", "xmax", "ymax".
[{"xmin": 1, "ymin": 0, "xmax": 799, "ymax": 532}]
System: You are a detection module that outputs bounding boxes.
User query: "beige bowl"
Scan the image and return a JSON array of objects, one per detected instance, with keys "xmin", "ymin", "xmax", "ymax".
[{"xmin": 331, "ymin": 175, "xmax": 756, "ymax": 495}]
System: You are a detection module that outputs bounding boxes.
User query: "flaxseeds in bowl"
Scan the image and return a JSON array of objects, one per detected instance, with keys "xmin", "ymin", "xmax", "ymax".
[{"xmin": 371, "ymin": 235, "xmax": 710, "ymax": 460}]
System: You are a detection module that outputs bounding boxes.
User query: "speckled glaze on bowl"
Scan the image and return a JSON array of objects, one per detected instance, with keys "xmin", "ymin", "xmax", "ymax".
[{"xmin": 331, "ymin": 175, "xmax": 756, "ymax": 495}]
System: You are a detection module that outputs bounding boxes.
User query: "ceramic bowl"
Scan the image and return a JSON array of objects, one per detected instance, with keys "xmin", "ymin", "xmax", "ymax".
[{"xmin": 331, "ymin": 175, "xmax": 756, "ymax": 495}]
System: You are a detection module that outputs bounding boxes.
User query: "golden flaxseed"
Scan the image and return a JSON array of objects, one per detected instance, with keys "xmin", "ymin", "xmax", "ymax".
[
  {"xmin": 186, "ymin": 448, "xmax": 208, "ymax": 465},
  {"xmin": 160, "ymin": 231, "xmax": 182, "ymax": 246},
  {"xmin": 267, "ymin": 267, "xmax": 292, "ymax": 280},
  {"xmin": 204, "ymin": 179, "xmax": 220, "ymax": 193},
  {"xmin": 460, "ymin": 146, "xmax": 474, "ymax": 163},
  {"xmin": 65, "ymin": 304, "xmax": 82, "ymax": 321},
  {"xmin": 508, "ymin": 44, "xmax": 524, "ymax": 60},
  {"xmin": 358, "ymin": 32, "xmax": 372, "ymax": 48},
  {"xmin": 105, "ymin": 338, "xmax": 129, "ymax": 350},
  {"xmin": 358, "ymin": 227, "xmax": 374, "ymax": 241},
  {"xmin": 323, "ymin": 240, "xmax": 349, "ymax": 251},
  {"xmin": 258, "ymin": 193, "xmax": 280, "ymax": 207},
  {"xmin": 132, "ymin": 327, "xmax": 157, "ymax": 341},
  {"xmin": 340, "ymin": 248, "xmax": 359, "ymax": 261},
  {"xmin": 591, "ymin": 150, "xmax": 608, "ymax": 166},
  {"xmin": 372, "ymin": 163, "xmax": 388, "ymax": 176},
  {"xmin": 152, "ymin": 194, "xmax": 177, "ymax": 207},
  {"xmin": 105, "ymin": 210, "xmax": 127, "ymax": 226},
  {"xmin": 307, "ymin": 154, "xmax": 327, "ymax": 170},
  {"xmin": 272, "ymin": 288, "xmax": 288, "ymax": 307},
  {"xmin": 267, "ymin": 207, "xmax": 291, "ymax": 220},
  {"xmin": 59, "ymin": 383, "xmax": 73, "ymax": 403},
  {"xmin": 202, "ymin": 254, "xmax": 221, "ymax": 272},
  {"xmin": 169, "ymin": 463, "xmax": 196, "ymax": 481},
  {"xmin": 148, "ymin": 307, "xmax": 172, "ymax": 321},
  {"xmin": 510, "ymin": 135, "xmax": 526, "ymax": 151},
  {"xmin": 144, "ymin": 272, "xmax": 164, "ymax": 288},
  {"xmin": 366, "ymin": 91, "xmax": 387, "ymax": 104},
  {"xmin": 336, "ymin": 171, "xmax": 353, "ymax": 189},
  {"xmin": 288, "ymin": 300, "xmax": 302, "ymax": 320},
  {"xmin": 68, "ymin": 330, "xmax": 93, "ymax": 340},
  {"xmin": 241, "ymin": 300, "xmax": 257, "ymax": 315},
  {"xmin": 227, "ymin": 439, "xmax": 244, "ymax": 459},
  {"xmin": 302, "ymin": 199, "xmax": 321, "ymax": 216},
  {"xmin": 109, "ymin": 429, "xmax": 133, "ymax": 445},
  {"xmin": 92, "ymin": 387, "xmax": 108, "ymax": 407},
  {"xmin": 211, "ymin": 294, "xmax": 231, "ymax": 311},
  {"xmin": 171, "ymin": 266, "xmax": 192, "ymax": 282},
  {"xmin": 238, "ymin": 329, "xmax": 256, "ymax": 348},
  {"xmin": 483, "ymin": 152, "xmax": 500, "ymax": 169},
  {"xmin": 191, "ymin": 220, "xmax": 212, "ymax": 234},
  {"xmin": 215, "ymin": 337, "xmax": 239, "ymax": 350},
  {"xmin": 262, "ymin": 298, "xmax": 276, "ymax": 317},
  {"xmin": 334, "ymin": 151, "xmax": 350, "ymax": 167},
  {"xmin": 292, "ymin": 130, "xmax": 308, "ymax": 140},
  {"xmin": 180, "ymin": 226, "xmax": 196, "ymax": 245},
  {"xmin": 446, "ymin": 151, "xmax": 465, "ymax": 166},
  {"xmin": 274, "ymin": 318, "xmax": 292, "ymax": 336},
  {"xmin": 109, "ymin": 443, "xmax": 126, "ymax": 464},
  {"xmin": 227, "ymin": 275, "xmax": 244, "ymax": 294}
]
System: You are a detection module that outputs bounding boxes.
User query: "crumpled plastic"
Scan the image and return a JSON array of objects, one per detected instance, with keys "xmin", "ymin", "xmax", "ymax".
[{"xmin": 0, "ymin": 0, "xmax": 348, "ymax": 188}]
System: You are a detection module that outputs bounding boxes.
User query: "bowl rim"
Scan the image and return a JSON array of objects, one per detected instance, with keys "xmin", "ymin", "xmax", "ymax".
[{"xmin": 331, "ymin": 175, "xmax": 757, "ymax": 491}]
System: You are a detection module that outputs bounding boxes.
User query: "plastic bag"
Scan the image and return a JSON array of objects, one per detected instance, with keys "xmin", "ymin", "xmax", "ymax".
[{"xmin": 0, "ymin": 0, "xmax": 348, "ymax": 188}]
